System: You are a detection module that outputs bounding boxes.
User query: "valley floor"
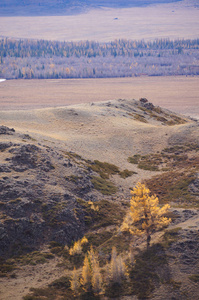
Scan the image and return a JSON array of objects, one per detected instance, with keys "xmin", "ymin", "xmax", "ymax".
[
  {"xmin": 0, "ymin": 0, "xmax": 198, "ymax": 41},
  {"xmin": 0, "ymin": 76, "xmax": 199, "ymax": 119}
]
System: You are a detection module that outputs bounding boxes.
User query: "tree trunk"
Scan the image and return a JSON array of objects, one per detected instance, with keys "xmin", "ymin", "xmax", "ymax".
[{"xmin": 146, "ymin": 233, "xmax": 151, "ymax": 251}]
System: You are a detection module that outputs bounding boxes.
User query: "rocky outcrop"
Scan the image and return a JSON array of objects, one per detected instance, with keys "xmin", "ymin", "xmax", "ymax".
[
  {"xmin": 0, "ymin": 131, "xmax": 101, "ymax": 258},
  {"xmin": 0, "ymin": 126, "xmax": 15, "ymax": 135}
]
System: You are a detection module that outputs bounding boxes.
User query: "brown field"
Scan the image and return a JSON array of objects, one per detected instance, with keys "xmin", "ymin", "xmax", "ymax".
[
  {"xmin": 0, "ymin": 0, "xmax": 199, "ymax": 42},
  {"xmin": 0, "ymin": 76, "xmax": 199, "ymax": 118}
]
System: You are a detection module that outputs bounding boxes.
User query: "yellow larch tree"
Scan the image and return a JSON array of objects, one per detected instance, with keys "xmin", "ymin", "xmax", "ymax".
[
  {"xmin": 70, "ymin": 267, "xmax": 80, "ymax": 295},
  {"xmin": 69, "ymin": 236, "xmax": 88, "ymax": 256},
  {"xmin": 81, "ymin": 246, "xmax": 102, "ymax": 294},
  {"xmin": 90, "ymin": 247, "xmax": 103, "ymax": 294},
  {"xmin": 108, "ymin": 247, "xmax": 127, "ymax": 284},
  {"xmin": 122, "ymin": 182, "xmax": 171, "ymax": 250},
  {"xmin": 81, "ymin": 255, "xmax": 92, "ymax": 292}
]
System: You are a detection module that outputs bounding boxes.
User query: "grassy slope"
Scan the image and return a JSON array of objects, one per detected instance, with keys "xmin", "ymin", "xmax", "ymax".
[{"xmin": 0, "ymin": 99, "xmax": 198, "ymax": 299}]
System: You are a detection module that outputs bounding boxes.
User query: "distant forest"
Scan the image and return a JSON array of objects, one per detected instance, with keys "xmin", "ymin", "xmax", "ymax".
[{"xmin": 0, "ymin": 38, "xmax": 199, "ymax": 79}]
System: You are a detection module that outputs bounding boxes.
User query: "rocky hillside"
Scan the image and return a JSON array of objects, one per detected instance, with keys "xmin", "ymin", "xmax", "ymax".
[
  {"xmin": 0, "ymin": 98, "xmax": 198, "ymax": 299},
  {"xmin": 0, "ymin": 98, "xmax": 198, "ymax": 254},
  {"xmin": 0, "ymin": 125, "xmax": 114, "ymax": 258}
]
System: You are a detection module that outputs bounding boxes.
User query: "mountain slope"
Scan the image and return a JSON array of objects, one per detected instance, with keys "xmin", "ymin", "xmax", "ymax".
[
  {"xmin": 0, "ymin": 98, "xmax": 198, "ymax": 257},
  {"xmin": 0, "ymin": 0, "xmax": 182, "ymax": 16},
  {"xmin": 0, "ymin": 98, "xmax": 198, "ymax": 299}
]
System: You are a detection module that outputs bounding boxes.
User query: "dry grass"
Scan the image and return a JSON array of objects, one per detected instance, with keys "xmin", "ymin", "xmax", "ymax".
[
  {"xmin": 77, "ymin": 199, "xmax": 125, "ymax": 229},
  {"xmin": 0, "ymin": 1, "xmax": 198, "ymax": 42},
  {"xmin": 0, "ymin": 77, "xmax": 199, "ymax": 119},
  {"xmin": 91, "ymin": 176, "xmax": 118, "ymax": 195},
  {"xmin": 128, "ymin": 143, "xmax": 199, "ymax": 172},
  {"xmin": 189, "ymin": 274, "xmax": 199, "ymax": 283},
  {"xmin": 0, "ymin": 84, "xmax": 198, "ymax": 300},
  {"xmin": 145, "ymin": 171, "xmax": 198, "ymax": 206}
]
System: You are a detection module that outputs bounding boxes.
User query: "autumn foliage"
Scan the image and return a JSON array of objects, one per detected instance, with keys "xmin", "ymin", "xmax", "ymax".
[
  {"xmin": 69, "ymin": 236, "xmax": 88, "ymax": 256},
  {"xmin": 81, "ymin": 246, "xmax": 102, "ymax": 294},
  {"xmin": 122, "ymin": 182, "xmax": 171, "ymax": 249}
]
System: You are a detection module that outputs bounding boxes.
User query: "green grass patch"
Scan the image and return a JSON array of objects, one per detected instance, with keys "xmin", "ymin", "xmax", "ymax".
[
  {"xmin": 133, "ymin": 113, "xmax": 148, "ymax": 123},
  {"xmin": 77, "ymin": 199, "xmax": 125, "ymax": 230},
  {"xmin": 0, "ymin": 261, "xmax": 16, "ymax": 277},
  {"xmin": 189, "ymin": 274, "xmax": 199, "ymax": 283},
  {"xmin": 42, "ymin": 202, "xmax": 69, "ymax": 227},
  {"xmin": 128, "ymin": 143, "xmax": 199, "ymax": 172},
  {"xmin": 98, "ymin": 234, "xmax": 130, "ymax": 257},
  {"xmin": 23, "ymin": 274, "xmax": 101, "ymax": 299},
  {"xmin": 119, "ymin": 169, "xmax": 137, "ymax": 178},
  {"xmin": 88, "ymin": 160, "xmax": 136, "ymax": 180},
  {"xmin": 163, "ymin": 227, "xmax": 181, "ymax": 247},
  {"xmin": 128, "ymin": 153, "xmax": 161, "ymax": 171},
  {"xmin": 49, "ymin": 276, "xmax": 71, "ymax": 289},
  {"xmin": 16, "ymin": 251, "xmax": 54, "ymax": 265},
  {"xmin": 88, "ymin": 160, "xmax": 120, "ymax": 178},
  {"xmin": 145, "ymin": 171, "xmax": 197, "ymax": 206},
  {"xmin": 86, "ymin": 230, "xmax": 113, "ymax": 248},
  {"xmin": 138, "ymin": 160, "xmax": 159, "ymax": 171},
  {"xmin": 23, "ymin": 276, "xmax": 71, "ymax": 299},
  {"xmin": 50, "ymin": 246, "xmax": 65, "ymax": 256},
  {"xmin": 138, "ymin": 104, "xmax": 187, "ymax": 125},
  {"xmin": 91, "ymin": 176, "xmax": 117, "ymax": 195},
  {"xmin": 168, "ymin": 115, "xmax": 187, "ymax": 125},
  {"xmin": 128, "ymin": 154, "xmax": 141, "ymax": 164},
  {"xmin": 64, "ymin": 151, "xmax": 82, "ymax": 160}
]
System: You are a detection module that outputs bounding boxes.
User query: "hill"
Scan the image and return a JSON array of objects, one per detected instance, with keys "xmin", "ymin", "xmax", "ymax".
[
  {"xmin": 0, "ymin": 98, "xmax": 198, "ymax": 299},
  {"xmin": 0, "ymin": 0, "xmax": 182, "ymax": 16}
]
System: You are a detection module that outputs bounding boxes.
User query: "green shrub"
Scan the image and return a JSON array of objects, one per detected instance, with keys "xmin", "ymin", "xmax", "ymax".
[
  {"xmin": 91, "ymin": 176, "xmax": 117, "ymax": 195},
  {"xmin": 189, "ymin": 274, "xmax": 199, "ymax": 283},
  {"xmin": 88, "ymin": 160, "xmax": 120, "ymax": 178},
  {"xmin": 119, "ymin": 169, "xmax": 137, "ymax": 178}
]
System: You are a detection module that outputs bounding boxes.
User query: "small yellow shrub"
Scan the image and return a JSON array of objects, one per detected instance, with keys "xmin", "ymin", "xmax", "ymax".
[{"xmin": 69, "ymin": 236, "xmax": 88, "ymax": 256}]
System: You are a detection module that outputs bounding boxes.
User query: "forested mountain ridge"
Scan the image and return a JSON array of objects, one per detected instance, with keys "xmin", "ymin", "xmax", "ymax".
[{"xmin": 0, "ymin": 0, "xmax": 182, "ymax": 16}]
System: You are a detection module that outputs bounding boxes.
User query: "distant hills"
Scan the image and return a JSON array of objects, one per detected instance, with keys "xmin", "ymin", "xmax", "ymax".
[{"xmin": 0, "ymin": 0, "xmax": 182, "ymax": 16}]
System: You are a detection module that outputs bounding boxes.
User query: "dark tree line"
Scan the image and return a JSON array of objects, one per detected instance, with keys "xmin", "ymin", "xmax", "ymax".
[
  {"xmin": 1, "ymin": 38, "xmax": 199, "ymax": 58},
  {"xmin": 0, "ymin": 38, "xmax": 199, "ymax": 79}
]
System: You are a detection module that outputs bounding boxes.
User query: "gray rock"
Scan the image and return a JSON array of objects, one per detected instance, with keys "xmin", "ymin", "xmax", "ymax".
[{"xmin": 0, "ymin": 126, "xmax": 15, "ymax": 135}]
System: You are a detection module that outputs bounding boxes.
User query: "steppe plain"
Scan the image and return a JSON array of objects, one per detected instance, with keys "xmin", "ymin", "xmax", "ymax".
[
  {"xmin": 0, "ymin": 0, "xmax": 199, "ymax": 41},
  {"xmin": 1, "ymin": 76, "xmax": 199, "ymax": 118}
]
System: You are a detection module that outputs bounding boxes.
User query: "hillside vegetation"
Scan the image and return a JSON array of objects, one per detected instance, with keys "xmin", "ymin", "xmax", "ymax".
[
  {"xmin": 1, "ymin": 38, "xmax": 199, "ymax": 79},
  {"xmin": 0, "ymin": 98, "xmax": 198, "ymax": 299}
]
